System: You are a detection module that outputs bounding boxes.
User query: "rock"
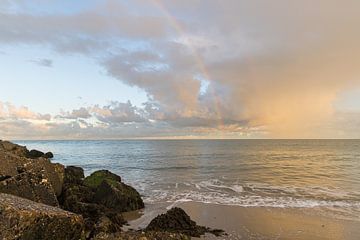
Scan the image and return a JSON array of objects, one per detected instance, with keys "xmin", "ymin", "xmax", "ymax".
[
  {"xmin": 60, "ymin": 168, "xmax": 145, "ymax": 237},
  {"xmin": 59, "ymin": 184, "xmax": 96, "ymax": 214},
  {"xmin": 27, "ymin": 149, "xmax": 45, "ymax": 159},
  {"xmin": 0, "ymin": 151, "xmax": 32, "ymax": 177},
  {"xmin": 0, "ymin": 140, "xmax": 29, "ymax": 157},
  {"xmin": 0, "ymin": 169, "xmax": 59, "ymax": 207},
  {"xmin": 83, "ymin": 170, "xmax": 121, "ymax": 188},
  {"xmin": 146, "ymin": 207, "xmax": 224, "ymax": 238},
  {"xmin": 0, "ymin": 193, "xmax": 84, "ymax": 240},
  {"xmin": 0, "ymin": 143, "xmax": 65, "ymax": 202},
  {"xmin": 90, "ymin": 177, "xmax": 144, "ymax": 212},
  {"xmin": 93, "ymin": 212, "xmax": 125, "ymax": 236},
  {"xmin": 60, "ymin": 167, "xmax": 126, "ymax": 237},
  {"xmin": 44, "ymin": 151, "xmax": 54, "ymax": 158},
  {"xmin": 64, "ymin": 166, "xmax": 85, "ymax": 185},
  {"xmin": 26, "ymin": 158, "xmax": 65, "ymax": 197}
]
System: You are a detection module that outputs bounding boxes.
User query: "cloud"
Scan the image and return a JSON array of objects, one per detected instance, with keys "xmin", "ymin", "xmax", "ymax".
[
  {"xmin": 29, "ymin": 58, "xmax": 53, "ymax": 67},
  {"xmin": 59, "ymin": 107, "xmax": 91, "ymax": 119},
  {"xmin": 0, "ymin": 101, "xmax": 51, "ymax": 121},
  {"xmin": 1, "ymin": 0, "xmax": 360, "ymax": 138}
]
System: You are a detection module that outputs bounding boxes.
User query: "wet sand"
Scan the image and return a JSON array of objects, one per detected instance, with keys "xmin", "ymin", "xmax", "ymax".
[{"xmin": 125, "ymin": 202, "xmax": 360, "ymax": 240}]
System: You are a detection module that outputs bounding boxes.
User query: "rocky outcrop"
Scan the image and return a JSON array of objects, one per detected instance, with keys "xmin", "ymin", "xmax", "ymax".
[
  {"xmin": 0, "ymin": 140, "xmax": 29, "ymax": 157},
  {"xmin": 0, "ymin": 193, "xmax": 84, "ymax": 240},
  {"xmin": 0, "ymin": 141, "xmax": 64, "ymax": 203},
  {"xmin": 0, "ymin": 168, "xmax": 59, "ymax": 206},
  {"xmin": 146, "ymin": 207, "xmax": 224, "ymax": 238},
  {"xmin": 0, "ymin": 149, "xmax": 32, "ymax": 177},
  {"xmin": 26, "ymin": 158, "xmax": 65, "ymax": 197},
  {"xmin": 59, "ymin": 167, "xmax": 135, "ymax": 238},
  {"xmin": 84, "ymin": 170, "xmax": 144, "ymax": 212},
  {"xmin": 0, "ymin": 140, "xmax": 222, "ymax": 240}
]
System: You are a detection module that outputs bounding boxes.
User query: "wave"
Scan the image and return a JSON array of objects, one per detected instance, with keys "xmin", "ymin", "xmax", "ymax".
[{"xmin": 138, "ymin": 179, "xmax": 360, "ymax": 221}]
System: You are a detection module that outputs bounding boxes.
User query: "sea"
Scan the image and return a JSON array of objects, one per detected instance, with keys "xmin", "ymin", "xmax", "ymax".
[{"xmin": 15, "ymin": 139, "xmax": 360, "ymax": 222}]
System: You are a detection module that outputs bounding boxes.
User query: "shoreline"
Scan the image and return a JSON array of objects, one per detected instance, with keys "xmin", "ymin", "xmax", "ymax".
[{"xmin": 126, "ymin": 202, "xmax": 360, "ymax": 240}]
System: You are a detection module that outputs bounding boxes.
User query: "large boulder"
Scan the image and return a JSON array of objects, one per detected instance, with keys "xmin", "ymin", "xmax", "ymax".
[
  {"xmin": 0, "ymin": 193, "xmax": 84, "ymax": 240},
  {"xmin": 26, "ymin": 158, "xmax": 65, "ymax": 197},
  {"xmin": 0, "ymin": 140, "xmax": 29, "ymax": 157},
  {"xmin": 93, "ymin": 180, "xmax": 144, "ymax": 212},
  {"xmin": 83, "ymin": 170, "xmax": 121, "ymax": 187},
  {"xmin": 64, "ymin": 166, "xmax": 85, "ymax": 185},
  {"xmin": 146, "ymin": 207, "xmax": 224, "ymax": 238},
  {"xmin": 0, "ymin": 151, "xmax": 31, "ymax": 177},
  {"xmin": 84, "ymin": 170, "xmax": 144, "ymax": 212},
  {"xmin": 0, "ymin": 141, "xmax": 63, "ymax": 197},
  {"xmin": 60, "ymin": 167, "xmax": 127, "ymax": 238},
  {"xmin": 0, "ymin": 169, "xmax": 59, "ymax": 207}
]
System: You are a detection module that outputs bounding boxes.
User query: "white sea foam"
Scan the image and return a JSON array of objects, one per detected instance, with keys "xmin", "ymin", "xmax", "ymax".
[{"xmin": 142, "ymin": 180, "xmax": 360, "ymax": 221}]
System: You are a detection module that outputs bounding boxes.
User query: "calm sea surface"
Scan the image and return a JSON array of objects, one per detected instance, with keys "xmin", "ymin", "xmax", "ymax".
[{"xmin": 15, "ymin": 140, "xmax": 360, "ymax": 221}]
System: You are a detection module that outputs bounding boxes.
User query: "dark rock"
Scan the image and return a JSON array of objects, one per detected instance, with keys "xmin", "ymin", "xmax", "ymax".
[
  {"xmin": 0, "ymin": 142, "xmax": 65, "ymax": 199},
  {"xmin": 64, "ymin": 166, "xmax": 85, "ymax": 185},
  {"xmin": 0, "ymin": 169, "xmax": 59, "ymax": 207},
  {"xmin": 146, "ymin": 207, "xmax": 224, "ymax": 238},
  {"xmin": 60, "ymin": 168, "xmax": 128, "ymax": 237},
  {"xmin": 0, "ymin": 193, "xmax": 85, "ymax": 240},
  {"xmin": 92, "ymin": 178, "xmax": 144, "ymax": 212},
  {"xmin": 93, "ymin": 212, "xmax": 125, "ymax": 236},
  {"xmin": 84, "ymin": 170, "xmax": 122, "ymax": 188},
  {"xmin": 84, "ymin": 170, "xmax": 143, "ymax": 212},
  {"xmin": 44, "ymin": 151, "xmax": 54, "ymax": 158},
  {"xmin": 59, "ymin": 169, "xmax": 145, "ymax": 237},
  {"xmin": 27, "ymin": 149, "xmax": 45, "ymax": 159},
  {"xmin": 59, "ymin": 184, "xmax": 96, "ymax": 213}
]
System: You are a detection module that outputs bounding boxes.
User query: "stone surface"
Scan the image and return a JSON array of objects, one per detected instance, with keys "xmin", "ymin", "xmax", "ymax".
[
  {"xmin": 64, "ymin": 166, "xmax": 85, "ymax": 185},
  {"xmin": 0, "ymin": 141, "xmax": 64, "ymax": 197},
  {"xmin": 59, "ymin": 167, "xmax": 128, "ymax": 238},
  {"xmin": 0, "ymin": 140, "xmax": 29, "ymax": 157},
  {"xmin": 146, "ymin": 207, "xmax": 224, "ymax": 238},
  {"xmin": 0, "ymin": 151, "xmax": 31, "ymax": 177},
  {"xmin": 93, "ymin": 180, "xmax": 144, "ymax": 212},
  {"xmin": 26, "ymin": 158, "xmax": 65, "ymax": 197},
  {"xmin": 0, "ymin": 193, "xmax": 84, "ymax": 240},
  {"xmin": 83, "ymin": 170, "xmax": 121, "ymax": 188},
  {"xmin": 0, "ymin": 169, "xmax": 59, "ymax": 207},
  {"xmin": 84, "ymin": 170, "xmax": 144, "ymax": 212}
]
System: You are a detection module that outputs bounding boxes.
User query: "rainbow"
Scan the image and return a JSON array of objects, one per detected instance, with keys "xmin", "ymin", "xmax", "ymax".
[{"xmin": 148, "ymin": 0, "xmax": 225, "ymax": 136}]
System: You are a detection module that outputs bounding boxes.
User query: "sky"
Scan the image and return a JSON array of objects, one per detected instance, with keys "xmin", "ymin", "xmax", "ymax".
[{"xmin": 1, "ymin": 0, "xmax": 360, "ymax": 139}]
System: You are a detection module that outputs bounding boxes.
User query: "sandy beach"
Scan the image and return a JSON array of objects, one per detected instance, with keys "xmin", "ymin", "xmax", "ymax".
[{"xmin": 126, "ymin": 202, "xmax": 360, "ymax": 240}]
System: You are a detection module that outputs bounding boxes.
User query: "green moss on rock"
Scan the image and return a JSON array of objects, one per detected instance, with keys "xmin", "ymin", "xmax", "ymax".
[{"xmin": 83, "ymin": 170, "xmax": 121, "ymax": 189}]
